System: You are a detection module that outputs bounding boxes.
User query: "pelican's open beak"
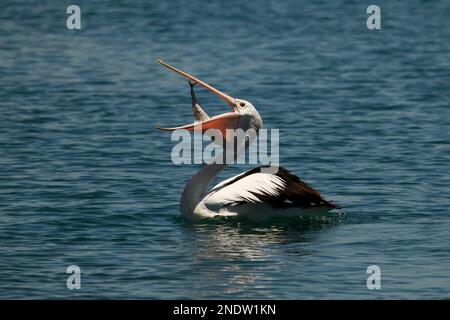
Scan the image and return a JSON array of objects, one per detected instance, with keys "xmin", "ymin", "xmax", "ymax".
[{"xmin": 156, "ymin": 60, "xmax": 240, "ymax": 136}]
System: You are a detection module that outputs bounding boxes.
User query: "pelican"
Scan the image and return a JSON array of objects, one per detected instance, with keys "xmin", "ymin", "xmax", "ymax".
[{"xmin": 157, "ymin": 60, "xmax": 338, "ymax": 221}]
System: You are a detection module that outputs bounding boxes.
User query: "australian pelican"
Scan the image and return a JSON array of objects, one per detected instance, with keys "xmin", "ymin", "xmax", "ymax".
[{"xmin": 157, "ymin": 60, "xmax": 338, "ymax": 221}]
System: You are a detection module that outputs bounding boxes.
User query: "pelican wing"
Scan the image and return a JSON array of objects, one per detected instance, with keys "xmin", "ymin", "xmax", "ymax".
[{"xmin": 205, "ymin": 166, "xmax": 337, "ymax": 210}]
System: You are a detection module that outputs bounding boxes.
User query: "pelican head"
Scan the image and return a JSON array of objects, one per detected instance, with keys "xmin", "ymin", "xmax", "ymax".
[{"xmin": 156, "ymin": 60, "xmax": 263, "ymax": 136}]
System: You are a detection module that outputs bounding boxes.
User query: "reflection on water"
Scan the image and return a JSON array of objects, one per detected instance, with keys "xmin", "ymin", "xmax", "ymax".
[{"xmin": 176, "ymin": 216, "xmax": 344, "ymax": 297}]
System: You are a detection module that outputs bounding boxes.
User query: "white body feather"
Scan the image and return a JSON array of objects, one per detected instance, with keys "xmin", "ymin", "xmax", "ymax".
[{"xmin": 181, "ymin": 166, "xmax": 333, "ymax": 222}]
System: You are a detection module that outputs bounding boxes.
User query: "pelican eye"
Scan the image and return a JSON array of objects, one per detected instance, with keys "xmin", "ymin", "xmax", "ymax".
[{"xmin": 238, "ymin": 102, "xmax": 246, "ymax": 108}]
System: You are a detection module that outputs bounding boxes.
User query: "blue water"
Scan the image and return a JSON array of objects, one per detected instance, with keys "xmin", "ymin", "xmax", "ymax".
[{"xmin": 1, "ymin": 0, "xmax": 450, "ymax": 299}]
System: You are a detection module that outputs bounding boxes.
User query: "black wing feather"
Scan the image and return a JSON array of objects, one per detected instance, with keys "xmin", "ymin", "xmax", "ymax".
[{"xmin": 217, "ymin": 166, "xmax": 338, "ymax": 209}]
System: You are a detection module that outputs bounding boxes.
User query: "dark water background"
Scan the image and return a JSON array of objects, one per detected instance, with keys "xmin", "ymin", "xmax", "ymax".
[{"xmin": 1, "ymin": 0, "xmax": 449, "ymax": 299}]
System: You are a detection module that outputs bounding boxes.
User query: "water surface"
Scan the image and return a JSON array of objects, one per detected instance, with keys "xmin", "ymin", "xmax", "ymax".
[{"xmin": 1, "ymin": 0, "xmax": 450, "ymax": 299}]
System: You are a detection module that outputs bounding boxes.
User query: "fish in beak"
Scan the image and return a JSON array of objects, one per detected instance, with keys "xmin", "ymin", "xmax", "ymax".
[
  {"xmin": 156, "ymin": 60, "xmax": 240, "ymax": 137},
  {"xmin": 190, "ymin": 81, "xmax": 210, "ymax": 122}
]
